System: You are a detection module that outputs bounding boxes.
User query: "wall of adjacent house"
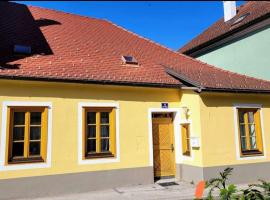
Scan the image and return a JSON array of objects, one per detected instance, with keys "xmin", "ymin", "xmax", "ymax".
[
  {"xmin": 200, "ymin": 92, "xmax": 270, "ymax": 167},
  {"xmin": 197, "ymin": 27, "xmax": 270, "ymax": 81}
]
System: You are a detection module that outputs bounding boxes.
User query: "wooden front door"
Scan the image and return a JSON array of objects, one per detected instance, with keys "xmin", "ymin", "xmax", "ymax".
[{"xmin": 152, "ymin": 115, "xmax": 175, "ymax": 177}]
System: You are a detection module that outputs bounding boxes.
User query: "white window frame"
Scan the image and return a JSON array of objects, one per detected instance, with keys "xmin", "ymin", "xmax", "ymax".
[
  {"xmin": 233, "ymin": 103, "xmax": 266, "ymax": 160},
  {"xmin": 180, "ymin": 119, "xmax": 194, "ymax": 161},
  {"xmin": 78, "ymin": 102, "xmax": 120, "ymax": 165},
  {"xmin": 0, "ymin": 101, "xmax": 52, "ymax": 171}
]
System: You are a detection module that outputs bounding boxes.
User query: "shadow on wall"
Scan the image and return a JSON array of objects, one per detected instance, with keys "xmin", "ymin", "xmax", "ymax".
[
  {"xmin": 200, "ymin": 93, "xmax": 270, "ymax": 108},
  {"xmin": 0, "ymin": 80, "xmax": 181, "ymax": 102},
  {"xmin": 0, "ymin": 2, "xmax": 61, "ymax": 69}
]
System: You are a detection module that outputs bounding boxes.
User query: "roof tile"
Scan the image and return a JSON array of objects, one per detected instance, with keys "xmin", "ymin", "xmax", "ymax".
[
  {"xmin": 179, "ymin": 1, "xmax": 270, "ymax": 53},
  {"xmin": 1, "ymin": 2, "xmax": 270, "ymax": 92}
]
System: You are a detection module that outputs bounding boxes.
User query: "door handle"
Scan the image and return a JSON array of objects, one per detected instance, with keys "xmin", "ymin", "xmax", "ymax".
[{"xmin": 171, "ymin": 144, "xmax": 174, "ymax": 152}]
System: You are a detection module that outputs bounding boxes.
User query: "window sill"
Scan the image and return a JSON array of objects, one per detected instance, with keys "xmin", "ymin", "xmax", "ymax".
[
  {"xmin": 84, "ymin": 152, "xmax": 114, "ymax": 159},
  {"xmin": 241, "ymin": 150, "xmax": 263, "ymax": 157},
  {"xmin": 182, "ymin": 152, "xmax": 191, "ymax": 157},
  {"xmin": 8, "ymin": 157, "xmax": 44, "ymax": 165}
]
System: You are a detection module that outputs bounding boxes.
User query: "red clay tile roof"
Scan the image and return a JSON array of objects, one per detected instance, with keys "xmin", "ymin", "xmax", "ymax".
[
  {"xmin": 179, "ymin": 1, "xmax": 270, "ymax": 54},
  {"xmin": 1, "ymin": 2, "xmax": 270, "ymax": 92}
]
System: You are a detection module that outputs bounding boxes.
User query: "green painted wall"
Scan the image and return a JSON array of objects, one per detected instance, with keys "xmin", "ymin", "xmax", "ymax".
[{"xmin": 197, "ymin": 27, "xmax": 270, "ymax": 81}]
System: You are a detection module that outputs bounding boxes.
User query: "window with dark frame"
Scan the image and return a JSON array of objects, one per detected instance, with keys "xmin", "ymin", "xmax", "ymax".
[
  {"xmin": 231, "ymin": 13, "xmax": 250, "ymax": 26},
  {"xmin": 181, "ymin": 124, "xmax": 191, "ymax": 156},
  {"xmin": 7, "ymin": 107, "xmax": 48, "ymax": 164},
  {"xmin": 84, "ymin": 107, "xmax": 116, "ymax": 159},
  {"xmin": 122, "ymin": 55, "xmax": 138, "ymax": 65},
  {"xmin": 237, "ymin": 108, "xmax": 264, "ymax": 156}
]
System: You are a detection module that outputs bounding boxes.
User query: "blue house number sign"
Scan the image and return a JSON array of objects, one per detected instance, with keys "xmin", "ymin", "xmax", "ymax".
[{"xmin": 161, "ymin": 103, "xmax": 168, "ymax": 109}]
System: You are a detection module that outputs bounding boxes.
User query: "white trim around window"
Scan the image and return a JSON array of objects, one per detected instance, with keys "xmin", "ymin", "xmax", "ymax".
[
  {"xmin": 233, "ymin": 103, "xmax": 266, "ymax": 160},
  {"xmin": 180, "ymin": 119, "xmax": 194, "ymax": 161},
  {"xmin": 0, "ymin": 101, "xmax": 52, "ymax": 171},
  {"xmin": 78, "ymin": 102, "xmax": 120, "ymax": 165}
]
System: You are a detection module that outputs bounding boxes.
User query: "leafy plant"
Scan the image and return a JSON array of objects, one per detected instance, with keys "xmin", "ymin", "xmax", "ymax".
[
  {"xmin": 202, "ymin": 167, "xmax": 270, "ymax": 200},
  {"xmin": 220, "ymin": 184, "xmax": 239, "ymax": 200},
  {"xmin": 250, "ymin": 179, "xmax": 270, "ymax": 198},
  {"xmin": 205, "ymin": 167, "xmax": 239, "ymax": 200},
  {"xmin": 239, "ymin": 188, "xmax": 264, "ymax": 200}
]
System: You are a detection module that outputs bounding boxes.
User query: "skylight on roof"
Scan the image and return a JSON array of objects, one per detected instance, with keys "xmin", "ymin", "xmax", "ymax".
[
  {"xmin": 122, "ymin": 55, "xmax": 138, "ymax": 65},
  {"xmin": 14, "ymin": 45, "xmax": 31, "ymax": 55},
  {"xmin": 231, "ymin": 13, "xmax": 250, "ymax": 26}
]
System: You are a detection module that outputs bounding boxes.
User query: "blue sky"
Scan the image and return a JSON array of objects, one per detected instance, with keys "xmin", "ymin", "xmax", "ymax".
[{"xmin": 17, "ymin": 1, "xmax": 245, "ymax": 50}]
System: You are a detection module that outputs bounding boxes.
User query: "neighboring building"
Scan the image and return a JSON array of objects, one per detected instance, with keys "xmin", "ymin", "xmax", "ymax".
[
  {"xmin": 179, "ymin": 1, "xmax": 270, "ymax": 81},
  {"xmin": 1, "ymin": 2, "xmax": 270, "ymax": 199}
]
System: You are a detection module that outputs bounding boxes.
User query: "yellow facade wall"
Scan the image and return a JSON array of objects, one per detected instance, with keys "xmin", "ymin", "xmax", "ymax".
[
  {"xmin": 0, "ymin": 79, "xmax": 182, "ymax": 180},
  {"xmin": 179, "ymin": 90, "xmax": 204, "ymax": 167},
  {"xmin": 200, "ymin": 92, "xmax": 270, "ymax": 167},
  {"xmin": 1, "ymin": 79, "xmax": 269, "ymax": 180}
]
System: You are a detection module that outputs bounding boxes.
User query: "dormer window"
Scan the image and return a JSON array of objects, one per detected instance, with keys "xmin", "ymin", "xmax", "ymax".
[
  {"xmin": 14, "ymin": 45, "xmax": 31, "ymax": 55},
  {"xmin": 231, "ymin": 13, "xmax": 250, "ymax": 26},
  {"xmin": 122, "ymin": 55, "xmax": 138, "ymax": 65}
]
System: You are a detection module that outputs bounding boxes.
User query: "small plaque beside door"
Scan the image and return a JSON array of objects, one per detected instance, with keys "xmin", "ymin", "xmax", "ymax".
[{"xmin": 161, "ymin": 103, "xmax": 168, "ymax": 109}]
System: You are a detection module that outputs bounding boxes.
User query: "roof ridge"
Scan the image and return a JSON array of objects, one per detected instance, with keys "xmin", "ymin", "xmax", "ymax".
[
  {"xmin": 24, "ymin": 2, "xmax": 104, "ymax": 22},
  {"xmin": 179, "ymin": 18, "xmax": 223, "ymax": 52},
  {"xmin": 101, "ymin": 19, "xmax": 181, "ymax": 56},
  {"xmin": 12, "ymin": 2, "xmax": 185, "ymax": 60}
]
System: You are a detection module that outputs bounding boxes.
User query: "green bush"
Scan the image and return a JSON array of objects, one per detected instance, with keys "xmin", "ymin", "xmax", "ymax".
[{"xmin": 203, "ymin": 168, "xmax": 270, "ymax": 200}]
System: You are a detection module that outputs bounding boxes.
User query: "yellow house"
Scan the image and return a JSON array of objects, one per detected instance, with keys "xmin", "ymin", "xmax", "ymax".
[{"xmin": 0, "ymin": 2, "xmax": 270, "ymax": 199}]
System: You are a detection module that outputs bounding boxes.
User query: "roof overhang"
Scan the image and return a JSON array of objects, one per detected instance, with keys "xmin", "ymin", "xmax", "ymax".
[
  {"xmin": 162, "ymin": 64, "xmax": 204, "ymax": 92},
  {"xmin": 202, "ymin": 87, "xmax": 270, "ymax": 94},
  {"xmin": 182, "ymin": 13, "xmax": 270, "ymax": 57},
  {"xmin": 0, "ymin": 75, "xmax": 182, "ymax": 89},
  {"xmin": 163, "ymin": 64, "xmax": 270, "ymax": 94}
]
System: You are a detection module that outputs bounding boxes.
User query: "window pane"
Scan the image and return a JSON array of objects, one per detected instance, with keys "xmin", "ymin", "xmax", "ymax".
[
  {"xmin": 12, "ymin": 142, "xmax": 24, "ymax": 157},
  {"xmin": 14, "ymin": 112, "xmax": 25, "ymax": 125},
  {"xmin": 101, "ymin": 125, "xmax": 109, "ymax": 137},
  {"xmin": 186, "ymin": 139, "xmax": 190, "ymax": 152},
  {"xmin": 87, "ymin": 112, "xmax": 96, "ymax": 124},
  {"xmin": 239, "ymin": 111, "xmax": 245, "ymax": 124},
  {"xmin": 240, "ymin": 125, "xmax": 246, "ymax": 137},
  {"xmin": 182, "ymin": 124, "xmax": 190, "ymax": 156},
  {"xmin": 29, "ymin": 142, "xmax": 40, "ymax": 156},
  {"xmin": 185, "ymin": 125, "xmax": 190, "ymax": 138},
  {"xmin": 241, "ymin": 137, "xmax": 247, "ymax": 151},
  {"xmin": 87, "ymin": 125, "xmax": 96, "ymax": 138},
  {"xmin": 248, "ymin": 112, "xmax": 255, "ymax": 123},
  {"xmin": 248, "ymin": 124, "xmax": 257, "ymax": 149},
  {"xmin": 101, "ymin": 112, "xmax": 109, "ymax": 124},
  {"xmin": 30, "ymin": 112, "xmax": 41, "ymax": 125},
  {"xmin": 87, "ymin": 139, "xmax": 96, "ymax": 153},
  {"xmin": 30, "ymin": 127, "xmax": 41, "ymax": 140},
  {"xmin": 250, "ymin": 136, "xmax": 257, "ymax": 150},
  {"xmin": 101, "ymin": 139, "xmax": 109, "ymax": 152},
  {"xmin": 249, "ymin": 124, "xmax": 256, "ymax": 137},
  {"xmin": 13, "ymin": 127, "xmax": 24, "ymax": 141}
]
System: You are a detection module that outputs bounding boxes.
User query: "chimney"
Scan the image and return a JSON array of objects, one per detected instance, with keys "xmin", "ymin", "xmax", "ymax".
[{"xmin": 223, "ymin": 1, "xmax": 236, "ymax": 22}]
